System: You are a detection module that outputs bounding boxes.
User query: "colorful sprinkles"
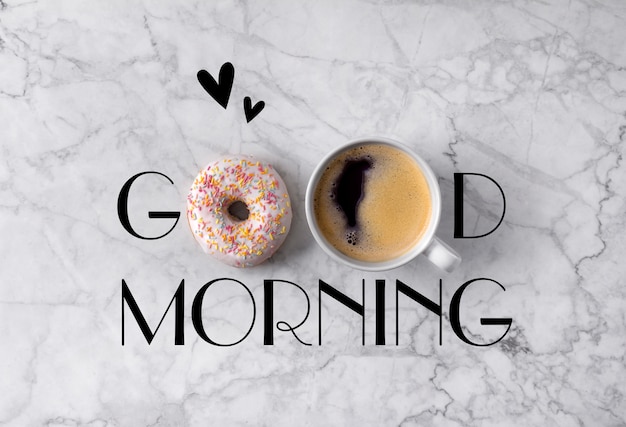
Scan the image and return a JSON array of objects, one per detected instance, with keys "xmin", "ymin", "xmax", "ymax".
[{"xmin": 187, "ymin": 156, "xmax": 292, "ymax": 267}]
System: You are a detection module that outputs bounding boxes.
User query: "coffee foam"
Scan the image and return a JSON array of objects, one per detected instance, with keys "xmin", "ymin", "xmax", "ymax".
[{"xmin": 313, "ymin": 144, "xmax": 432, "ymax": 263}]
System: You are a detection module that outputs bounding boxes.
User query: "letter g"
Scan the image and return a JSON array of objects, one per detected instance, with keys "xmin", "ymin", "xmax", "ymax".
[{"xmin": 117, "ymin": 171, "xmax": 180, "ymax": 240}]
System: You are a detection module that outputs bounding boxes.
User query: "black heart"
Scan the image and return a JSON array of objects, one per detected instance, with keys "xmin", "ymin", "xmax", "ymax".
[
  {"xmin": 197, "ymin": 63, "xmax": 234, "ymax": 109},
  {"xmin": 243, "ymin": 96, "xmax": 265, "ymax": 123}
]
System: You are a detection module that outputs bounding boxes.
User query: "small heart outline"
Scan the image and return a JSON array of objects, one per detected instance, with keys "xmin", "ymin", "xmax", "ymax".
[{"xmin": 243, "ymin": 96, "xmax": 265, "ymax": 123}]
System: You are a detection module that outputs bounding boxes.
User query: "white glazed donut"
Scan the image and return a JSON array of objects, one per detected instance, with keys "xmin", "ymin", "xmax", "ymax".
[{"xmin": 187, "ymin": 156, "xmax": 292, "ymax": 267}]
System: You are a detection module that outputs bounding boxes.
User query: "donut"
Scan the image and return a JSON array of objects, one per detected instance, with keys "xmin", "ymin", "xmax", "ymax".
[{"xmin": 187, "ymin": 156, "xmax": 292, "ymax": 267}]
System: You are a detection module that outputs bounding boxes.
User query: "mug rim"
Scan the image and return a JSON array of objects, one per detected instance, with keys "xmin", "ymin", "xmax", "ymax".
[{"xmin": 305, "ymin": 136, "xmax": 442, "ymax": 271}]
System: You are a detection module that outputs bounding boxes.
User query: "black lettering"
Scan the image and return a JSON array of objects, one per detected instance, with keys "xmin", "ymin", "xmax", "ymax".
[
  {"xmin": 117, "ymin": 171, "xmax": 180, "ymax": 240},
  {"xmin": 375, "ymin": 280, "xmax": 385, "ymax": 345},
  {"xmin": 454, "ymin": 173, "xmax": 506, "ymax": 238},
  {"xmin": 319, "ymin": 280, "xmax": 365, "ymax": 345},
  {"xmin": 395, "ymin": 280, "xmax": 442, "ymax": 345},
  {"xmin": 121, "ymin": 279, "xmax": 184, "ymax": 345},
  {"xmin": 192, "ymin": 278, "xmax": 256, "ymax": 346},
  {"xmin": 449, "ymin": 278, "xmax": 512, "ymax": 346},
  {"xmin": 263, "ymin": 279, "xmax": 312, "ymax": 346}
]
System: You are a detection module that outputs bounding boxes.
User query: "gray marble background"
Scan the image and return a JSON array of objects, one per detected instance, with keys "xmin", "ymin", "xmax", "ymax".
[{"xmin": 1, "ymin": 0, "xmax": 625, "ymax": 426}]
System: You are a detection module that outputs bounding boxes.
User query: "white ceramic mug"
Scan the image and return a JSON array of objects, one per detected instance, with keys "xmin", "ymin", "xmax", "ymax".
[{"xmin": 305, "ymin": 136, "xmax": 461, "ymax": 272}]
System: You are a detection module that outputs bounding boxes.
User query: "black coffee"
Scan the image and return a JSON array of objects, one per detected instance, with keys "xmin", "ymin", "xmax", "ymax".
[
  {"xmin": 313, "ymin": 143, "xmax": 432, "ymax": 262},
  {"xmin": 334, "ymin": 159, "xmax": 372, "ymax": 227}
]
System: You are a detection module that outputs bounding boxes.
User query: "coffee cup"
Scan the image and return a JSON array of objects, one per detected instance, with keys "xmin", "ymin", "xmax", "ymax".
[{"xmin": 305, "ymin": 136, "xmax": 461, "ymax": 272}]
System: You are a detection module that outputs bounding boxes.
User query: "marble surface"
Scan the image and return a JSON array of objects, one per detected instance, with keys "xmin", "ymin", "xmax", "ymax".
[{"xmin": 1, "ymin": 0, "xmax": 626, "ymax": 425}]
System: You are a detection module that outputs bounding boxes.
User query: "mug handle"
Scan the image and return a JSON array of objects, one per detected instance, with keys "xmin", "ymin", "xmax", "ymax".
[{"xmin": 423, "ymin": 236, "xmax": 461, "ymax": 273}]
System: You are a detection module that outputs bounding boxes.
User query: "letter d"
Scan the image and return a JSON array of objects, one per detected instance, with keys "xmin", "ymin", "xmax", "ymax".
[{"xmin": 454, "ymin": 173, "xmax": 506, "ymax": 238}]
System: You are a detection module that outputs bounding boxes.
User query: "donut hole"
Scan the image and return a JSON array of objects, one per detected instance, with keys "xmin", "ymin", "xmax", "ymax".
[{"xmin": 227, "ymin": 200, "xmax": 250, "ymax": 221}]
